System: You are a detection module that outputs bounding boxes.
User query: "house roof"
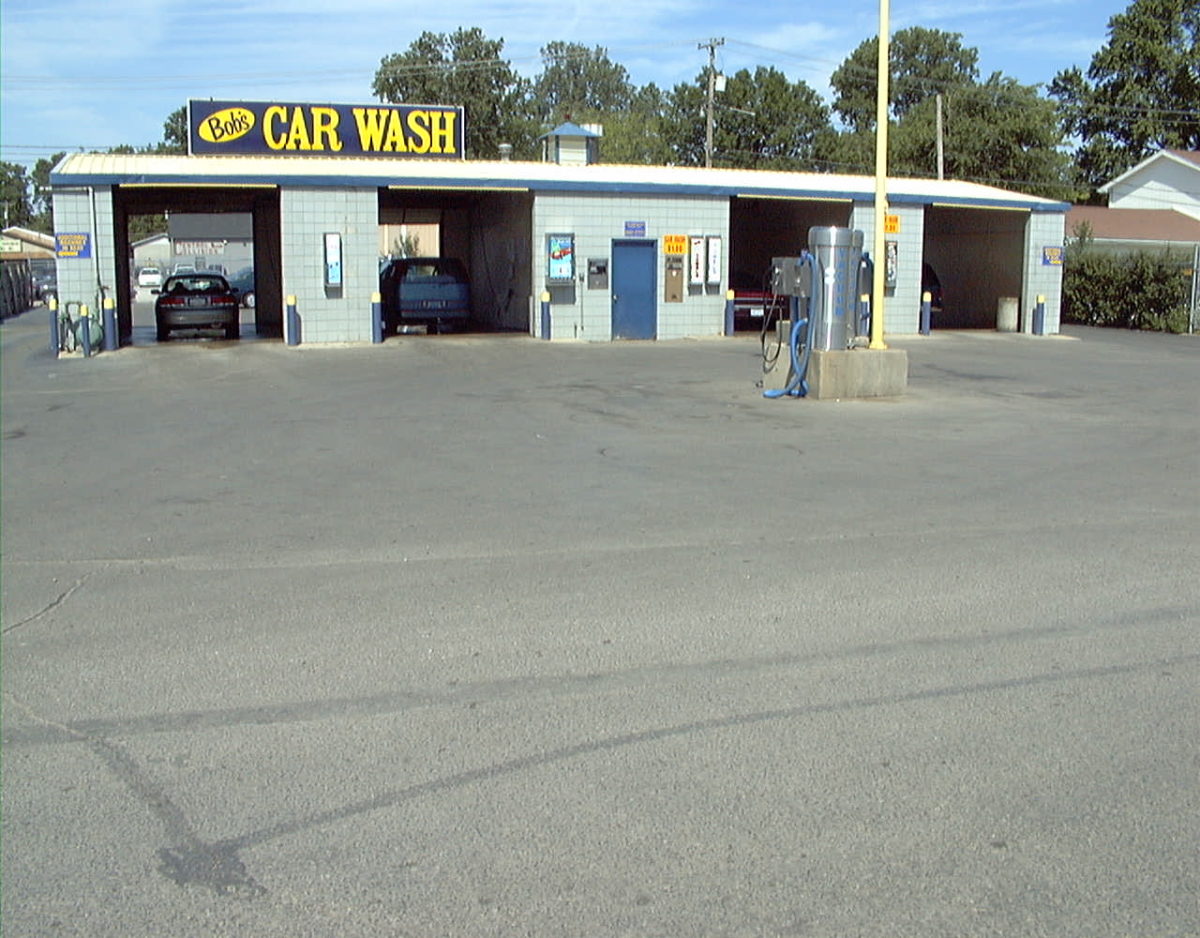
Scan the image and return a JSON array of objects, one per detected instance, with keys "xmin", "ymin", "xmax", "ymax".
[
  {"xmin": 1167, "ymin": 149, "xmax": 1200, "ymax": 167},
  {"xmin": 1065, "ymin": 205, "xmax": 1200, "ymax": 243},
  {"xmin": 1098, "ymin": 148, "xmax": 1200, "ymax": 194},
  {"xmin": 131, "ymin": 232, "xmax": 169, "ymax": 249},
  {"xmin": 2, "ymin": 226, "xmax": 56, "ymax": 251},
  {"xmin": 49, "ymin": 152, "xmax": 1070, "ymax": 213}
]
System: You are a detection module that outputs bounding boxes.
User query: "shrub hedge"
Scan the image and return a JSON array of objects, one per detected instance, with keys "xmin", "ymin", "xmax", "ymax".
[{"xmin": 1062, "ymin": 246, "xmax": 1192, "ymax": 333}]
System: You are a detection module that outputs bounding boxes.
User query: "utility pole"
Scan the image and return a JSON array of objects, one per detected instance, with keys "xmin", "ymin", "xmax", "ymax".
[{"xmin": 699, "ymin": 38, "xmax": 725, "ymax": 169}]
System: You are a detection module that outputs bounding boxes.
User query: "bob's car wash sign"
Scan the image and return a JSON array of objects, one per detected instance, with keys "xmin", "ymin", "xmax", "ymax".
[{"xmin": 188, "ymin": 100, "xmax": 465, "ymax": 159}]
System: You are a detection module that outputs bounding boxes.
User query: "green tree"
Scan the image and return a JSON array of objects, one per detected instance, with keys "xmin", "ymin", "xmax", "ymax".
[
  {"xmin": 892, "ymin": 77, "xmax": 1077, "ymax": 199},
  {"xmin": 664, "ymin": 66, "xmax": 829, "ymax": 169},
  {"xmin": 528, "ymin": 42, "xmax": 671, "ymax": 165},
  {"xmin": 372, "ymin": 27, "xmax": 534, "ymax": 159},
  {"xmin": 662, "ymin": 80, "xmax": 707, "ymax": 166},
  {"xmin": 1049, "ymin": 0, "xmax": 1200, "ymax": 192},
  {"xmin": 597, "ymin": 84, "xmax": 674, "ymax": 165},
  {"xmin": 830, "ymin": 27, "xmax": 979, "ymax": 132},
  {"xmin": 531, "ymin": 42, "xmax": 633, "ymax": 123},
  {"xmin": 157, "ymin": 106, "xmax": 188, "ymax": 154},
  {"xmin": 1, "ymin": 162, "xmax": 33, "ymax": 228},
  {"xmin": 821, "ymin": 31, "xmax": 1073, "ymax": 197}
]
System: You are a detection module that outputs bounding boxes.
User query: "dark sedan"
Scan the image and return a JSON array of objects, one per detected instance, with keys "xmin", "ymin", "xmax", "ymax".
[{"xmin": 154, "ymin": 273, "xmax": 240, "ymax": 341}]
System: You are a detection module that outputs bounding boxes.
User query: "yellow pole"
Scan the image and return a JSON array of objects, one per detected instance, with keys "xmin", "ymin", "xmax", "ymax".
[{"xmin": 870, "ymin": 0, "xmax": 890, "ymax": 350}]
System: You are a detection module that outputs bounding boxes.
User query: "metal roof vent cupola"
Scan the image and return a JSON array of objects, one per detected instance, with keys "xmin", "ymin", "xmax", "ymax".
[{"xmin": 539, "ymin": 119, "xmax": 602, "ymax": 166}]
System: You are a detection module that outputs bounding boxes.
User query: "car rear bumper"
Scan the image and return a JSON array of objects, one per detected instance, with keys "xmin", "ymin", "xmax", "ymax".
[{"xmin": 159, "ymin": 310, "xmax": 238, "ymax": 328}]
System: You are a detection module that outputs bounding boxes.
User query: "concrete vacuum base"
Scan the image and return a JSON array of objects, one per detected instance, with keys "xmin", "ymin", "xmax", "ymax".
[{"xmin": 807, "ymin": 348, "xmax": 908, "ymax": 400}]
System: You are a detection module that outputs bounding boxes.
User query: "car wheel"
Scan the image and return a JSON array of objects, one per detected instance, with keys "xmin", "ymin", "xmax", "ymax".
[
  {"xmin": 225, "ymin": 322, "xmax": 240, "ymax": 341},
  {"xmin": 156, "ymin": 325, "xmax": 169, "ymax": 342},
  {"xmin": 243, "ymin": 291, "xmax": 255, "ymax": 309}
]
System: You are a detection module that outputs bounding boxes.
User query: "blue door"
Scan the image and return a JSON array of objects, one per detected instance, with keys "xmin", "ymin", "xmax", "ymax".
[{"xmin": 611, "ymin": 240, "xmax": 657, "ymax": 339}]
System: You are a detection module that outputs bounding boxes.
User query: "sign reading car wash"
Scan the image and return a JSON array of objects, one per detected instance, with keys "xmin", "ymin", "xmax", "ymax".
[{"xmin": 188, "ymin": 100, "xmax": 465, "ymax": 159}]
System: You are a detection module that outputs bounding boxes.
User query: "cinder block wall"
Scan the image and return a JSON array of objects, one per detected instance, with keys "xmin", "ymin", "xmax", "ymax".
[
  {"xmin": 51, "ymin": 186, "xmax": 116, "ymax": 316},
  {"xmin": 532, "ymin": 192, "xmax": 729, "ymax": 341},
  {"xmin": 851, "ymin": 202, "xmax": 926, "ymax": 334},
  {"xmin": 280, "ymin": 187, "xmax": 378, "ymax": 343},
  {"xmin": 1023, "ymin": 212, "xmax": 1065, "ymax": 334}
]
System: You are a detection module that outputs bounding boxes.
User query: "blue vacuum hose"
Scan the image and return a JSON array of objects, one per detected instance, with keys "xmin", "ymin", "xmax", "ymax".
[{"xmin": 763, "ymin": 314, "xmax": 810, "ymax": 398}]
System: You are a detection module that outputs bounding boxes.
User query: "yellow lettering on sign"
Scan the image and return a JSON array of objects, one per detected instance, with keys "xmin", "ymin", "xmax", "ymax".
[
  {"xmin": 264, "ymin": 105, "xmax": 288, "ymax": 150},
  {"xmin": 884, "ymin": 214, "xmax": 900, "ymax": 234},
  {"xmin": 429, "ymin": 110, "xmax": 457, "ymax": 154},
  {"xmin": 352, "ymin": 108, "xmax": 388, "ymax": 150},
  {"xmin": 310, "ymin": 107, "xmax": 343, "ymax": 152},
  {"xmin": 406, "ymin": 110, "xmax": 432, "ymax": 154},
  {"xmin": 350, "ymin": 106, "xmax": 458, "ymax": 154},
  {"xmin": 384, "ymin": 110, "xmax": 408, "ymax": 152},
  {"xmin": 663, "ymin": 235, "xmax": 688, "ymax": 256},
  {"xmin": 285, "ymin": 108, "xmax": 313, "ymax": 150}
]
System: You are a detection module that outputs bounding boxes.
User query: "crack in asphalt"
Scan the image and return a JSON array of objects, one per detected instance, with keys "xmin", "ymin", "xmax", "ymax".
[
  {"xmin": 2, "ymin": 572, "xmax": 93, "ymax": 634},
  {"xmin": 5, "ymin": 649, "xmax": 1197, "ymax": 900}
]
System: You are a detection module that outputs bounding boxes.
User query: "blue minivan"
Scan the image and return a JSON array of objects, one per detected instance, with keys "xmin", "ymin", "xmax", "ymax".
[{"xmin": 379, "ymin": 257, "xmax": 471, "ymax": 334}]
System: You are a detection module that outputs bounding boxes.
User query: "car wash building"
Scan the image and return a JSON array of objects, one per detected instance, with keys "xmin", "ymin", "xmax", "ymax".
[{"xmin": 49, "ymin": 99, "xmax": 1068, "ymax": 346}]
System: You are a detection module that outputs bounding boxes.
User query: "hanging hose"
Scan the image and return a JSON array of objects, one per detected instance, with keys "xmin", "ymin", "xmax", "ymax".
[
  {"xmin": 762, "ymin": 310, "xmax": 810, "ymax": 398},
  {"xmin": 760, "ymin": 304, "xmax": 784, "ymax": 374},
  {"xmin": 758, "ymin": 263, "xmax": 787, "ymax": 376}
]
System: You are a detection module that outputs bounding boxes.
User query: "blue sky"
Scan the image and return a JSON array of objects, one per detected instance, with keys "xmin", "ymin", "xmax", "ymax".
[{"xmin": 1, "ymin": 0, "xmax": 1128, "ymax": 169}]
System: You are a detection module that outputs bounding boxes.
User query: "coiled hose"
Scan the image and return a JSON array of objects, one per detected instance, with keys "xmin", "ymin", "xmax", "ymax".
[{"xmin": 762, "ymin": 312, "xmax": 809, "ymax": 398}]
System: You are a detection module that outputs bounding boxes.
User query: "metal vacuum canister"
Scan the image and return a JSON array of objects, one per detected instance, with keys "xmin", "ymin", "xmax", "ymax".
[{"xmin": 807, "ymin": 227, "xmax": 864, "ymax": 351}]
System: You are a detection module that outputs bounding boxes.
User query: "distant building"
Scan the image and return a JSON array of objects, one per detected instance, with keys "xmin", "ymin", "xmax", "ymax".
[
  {"xmin": 1066, "ymin": 149, "xmax": 1200, "ymax": 256},
  {"xmin": 131, "ymin": 233, "xmax": 170, "ymax": 274},
  {"xmin": 167, "ymin": 213, "xmax": 253, "ymax": 274},
  {"xmin": 1, "ymin": 226, "xmax": 56, "ymax": 260},
  {"xmin": 1065, "ymin": 205, "xmax": 1200, "ymax": 256},
  {"xmin": 1099, "ymin": 149, "xmax": 1200, "ymax": 219}
]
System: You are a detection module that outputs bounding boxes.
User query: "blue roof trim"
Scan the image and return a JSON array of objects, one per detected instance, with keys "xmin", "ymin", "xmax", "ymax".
[{"xmin": 50, "ymin": 169, "xmax": 1069, "ymax": 213}]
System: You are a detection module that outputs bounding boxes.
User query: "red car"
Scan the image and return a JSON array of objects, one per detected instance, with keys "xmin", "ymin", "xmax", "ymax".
[{"xmin": 732, "ymin": 288, "xmax": 788, "ymax": 331}]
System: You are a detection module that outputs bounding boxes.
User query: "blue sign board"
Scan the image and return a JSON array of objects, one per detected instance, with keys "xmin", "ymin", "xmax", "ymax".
[
  {"xmin": 1042, "ymin": 246, "xmax": 1064, "ymax": 266},
  {"xmin": 624, "ymin": 221, "xmax": 647, "ymax": 238},
  {"xmin": 189, "ymin": 100, "xmax": 465, "ymax": 159},
  {"xmin": 56, "ymin": 233, "xmax": 91, "ymax": 259}
]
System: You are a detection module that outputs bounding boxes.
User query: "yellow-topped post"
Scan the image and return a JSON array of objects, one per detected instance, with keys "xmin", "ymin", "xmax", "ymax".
[{"xmin": 870, "ymin": 0, "xmax": 890, "ymax": 350}]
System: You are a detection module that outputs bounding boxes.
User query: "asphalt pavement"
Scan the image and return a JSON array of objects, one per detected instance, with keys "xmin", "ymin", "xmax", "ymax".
[{"xmin": 2, "ymin": 306, "xmax": 1197, "ymax": 937}]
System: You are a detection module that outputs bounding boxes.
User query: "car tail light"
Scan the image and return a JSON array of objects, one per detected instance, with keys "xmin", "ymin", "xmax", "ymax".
[{"xmin": 158, "ymin": 296, "xmax": 187, "ymax": 307}]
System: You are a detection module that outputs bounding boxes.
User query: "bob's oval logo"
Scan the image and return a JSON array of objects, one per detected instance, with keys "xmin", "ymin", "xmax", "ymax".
[{"xmin": 198, "ymin": 107, "xmax": 256, "ymax": 144}]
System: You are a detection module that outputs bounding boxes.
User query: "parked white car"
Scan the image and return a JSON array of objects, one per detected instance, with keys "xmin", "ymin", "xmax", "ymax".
[{"xmin": 137, "ymin": 267, "xmax": 163, "ymax": 289}]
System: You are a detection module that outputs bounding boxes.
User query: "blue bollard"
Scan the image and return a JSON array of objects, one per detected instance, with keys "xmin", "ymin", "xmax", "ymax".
[
  {"xmin": 1033, "ymin": 296, "xmax": 1046, "ymax": 336},
  {"xmin": 724, "ymin": 292, "xmax": 735, "ymax": 336},
  {"xmin": 102, "ymin": 298, "xmax": 117, "ymax": 351},
  {"xmin": 49, "ymin": 298, "xmax": 59, "ymax": 357},
  {"xmin": 540, "ymin": 295, "xmax": 551, "ymax": 340},
  {"xmin": 920, "ymin": 292, "xmax": 932, "ymax": 336},
  {"xmin": 371, "ymin": 292, "xmax": 383, "ymax": 344},
  {"xmin": 286, "ymin": 296, "xmax": 300, "ymax": 346}
]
